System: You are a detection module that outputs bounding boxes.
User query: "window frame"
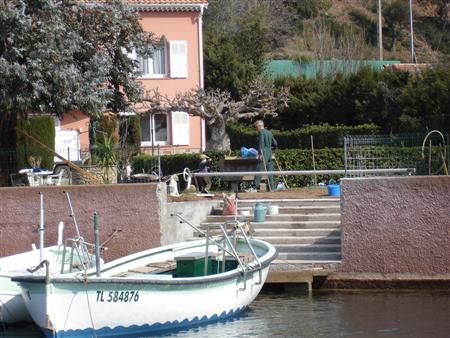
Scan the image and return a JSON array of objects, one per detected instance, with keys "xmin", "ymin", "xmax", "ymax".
[
  {"xmin": 140, "ymin": 113, "xmax": 170, "ymax": 146},
  {"xmin": 136, "ymin": 43, "xmax": 168, "ymax": 79}
]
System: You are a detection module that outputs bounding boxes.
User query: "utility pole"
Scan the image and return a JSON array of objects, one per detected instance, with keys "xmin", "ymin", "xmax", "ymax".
[
  {"xmin": 409, "ymin": 0, "xmax": 416, "ymax": 63},
  {"xmin": 377, "ymin": 0, "xmax": 383, "ymax": 60}
]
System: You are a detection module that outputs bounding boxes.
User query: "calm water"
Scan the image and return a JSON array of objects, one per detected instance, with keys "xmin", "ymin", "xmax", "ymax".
[{"xmin": 2, "ymin": 290, "xmax": 450, "ymax": 337}]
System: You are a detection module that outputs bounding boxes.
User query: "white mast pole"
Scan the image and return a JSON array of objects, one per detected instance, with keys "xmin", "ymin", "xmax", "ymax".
[
  {"xmin": 39, "ymin": 192, "xmax": 44, "ymax": 262},
  {"xmin": 378, "ymin": 0, "xmax": 383, "ymax": 60}
]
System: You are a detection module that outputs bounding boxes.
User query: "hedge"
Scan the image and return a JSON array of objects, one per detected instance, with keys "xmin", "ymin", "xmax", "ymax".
[
  {"xmin": 227, "ymin": 123, "xmax": 380, "ymax": 150},
  {"xmin": 119, "ymin": 115, "xmax": 141, "ymax": 148},
  {"xmin": 90, "ymin": 114, "xmax": 119, "ymax": 146},
  {"xmin": 16, "ymin": 116, "xmax": 55, "ymax": 170},
  {"xmin": 132, "ymin": 145, "xmax": 439, "ymax": 190},
  {"xmin": 132, "ymin": 148, "xmax": 345, "ymax": 189}
]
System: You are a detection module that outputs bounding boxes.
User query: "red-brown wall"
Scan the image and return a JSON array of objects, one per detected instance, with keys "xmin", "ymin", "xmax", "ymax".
[
  {"xmin": 338, "ymin": 176, "xmax": 450, "ymax": 276},
  {"xmin": 0, "ymin": 184, "xmax": 162, "ymax": 262}
]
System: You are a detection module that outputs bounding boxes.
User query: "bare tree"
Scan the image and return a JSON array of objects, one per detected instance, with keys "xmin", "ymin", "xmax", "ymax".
[
  {"xmin": 305, "ymin": 18, "xmax": 372, "ymax": 75},
  {"xmin": 140, "ymin": 77, "xmax": 289, "ymax": 150}
]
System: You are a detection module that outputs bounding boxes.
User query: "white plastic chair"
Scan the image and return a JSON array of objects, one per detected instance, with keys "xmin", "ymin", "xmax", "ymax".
[
  {"xmin": 26, "ymin": 173, "xmax": 40, "ymax": 186},
  {"xmin": 46, "ymin": 169, "xmax": 66, "ymax": 186}
]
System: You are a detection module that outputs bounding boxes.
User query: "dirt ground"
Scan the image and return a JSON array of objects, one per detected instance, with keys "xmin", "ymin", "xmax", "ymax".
[{"xmin": 168, "ymin": 187, "xmax": 330, "ymax": 202}]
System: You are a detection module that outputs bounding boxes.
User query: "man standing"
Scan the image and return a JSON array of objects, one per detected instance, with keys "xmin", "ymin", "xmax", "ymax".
[{"xmin": 249, "ymin": 120, "xmax": 277, "ymax": 192}]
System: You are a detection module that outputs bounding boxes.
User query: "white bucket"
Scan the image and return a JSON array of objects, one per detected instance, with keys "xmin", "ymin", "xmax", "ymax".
[
  {"xmin": 240, "ymin": 209, "xmax": 251, "ymax": 216},
  {"xmin": 268, "ymin": 205, "xmax": 279, "ymax": 215}
]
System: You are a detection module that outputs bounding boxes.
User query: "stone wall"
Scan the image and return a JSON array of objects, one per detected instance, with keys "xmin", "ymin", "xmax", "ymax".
[
  {"xmin": 161, "ymin": 200, "xmax": 221, "ymax": 245},
  {"xmin": 335, "ymin": 176, "xmax": 450, "ymax": 283},
  {"xmin": 0, "ymin": 183, "xmax": 163, "ymax": 261}
]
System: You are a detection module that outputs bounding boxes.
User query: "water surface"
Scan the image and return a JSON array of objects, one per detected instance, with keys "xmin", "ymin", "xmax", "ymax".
[{"xmin": 2, "ymin": 290, "xmax": 449, "ymax": 337}]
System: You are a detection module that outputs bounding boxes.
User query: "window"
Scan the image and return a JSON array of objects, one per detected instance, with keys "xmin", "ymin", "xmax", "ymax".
[
  {"xmin": 169, "ymin": 41, "xmax": 188, "ymax": 78},
  {"xmin": 171, "ymin": 111, "xmax": 190, "ymax": 145},
  {"xmin": 137, "ymin": 44, "xmax": 167, "ymax": 78},
  {"xmin": 141, "ymin": 113, "xmax": 169, "ymax": 145}
]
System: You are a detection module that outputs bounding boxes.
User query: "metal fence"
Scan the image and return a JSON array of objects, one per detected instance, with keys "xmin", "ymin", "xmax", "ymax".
[{"xmin": 344, "ymin": 133, "xmax": 449, "ymax": 176}]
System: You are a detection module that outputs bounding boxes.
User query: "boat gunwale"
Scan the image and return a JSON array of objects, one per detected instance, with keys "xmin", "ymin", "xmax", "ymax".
[{"xmin": 12, "ymin": 239, "xmax": 278, "ymax": 285}]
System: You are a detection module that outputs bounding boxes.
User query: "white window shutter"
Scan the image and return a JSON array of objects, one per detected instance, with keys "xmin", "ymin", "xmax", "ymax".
[
  {"xmin": 171, "ymin": 111, "xmax": 190, "ymax": 145},
  {"xmin": 169, "ymin": 41, "xmax": 188, "ymax": 78}
]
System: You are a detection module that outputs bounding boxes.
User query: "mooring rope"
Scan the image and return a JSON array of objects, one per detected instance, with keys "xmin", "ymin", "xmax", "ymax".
[{"xmin": 79, "ymin": 272, "xmax": 97, "ymax": 338}]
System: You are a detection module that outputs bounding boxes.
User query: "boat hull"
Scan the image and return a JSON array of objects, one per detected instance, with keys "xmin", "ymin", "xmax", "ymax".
[
  {"xmin": 15, "ymin": 238, "xmax": 277, "ymax": 337},
  {"xmin": 0, "ymin": 287, "xmax": 31, "ymax": 323},
  {"xmin": 21, "ymin": 267, "xmax": 269, "ymax": 337},
  {"xmin": 0, "ymin": 246, "xmax": 59, "ymax": 323}
]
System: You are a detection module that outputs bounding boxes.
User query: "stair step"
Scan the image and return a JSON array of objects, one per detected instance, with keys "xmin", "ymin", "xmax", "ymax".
[
  {"xmin": 256, "ymin": 236, "xmax": 341, "ymax": 244},
  {"xmin": 212, "ymin": 206, "xmax": 340, "ymax": 215},
  {"xmin": 276, "ymin": 252, "xmax": 342, "ymax": 261},
  {"xmin": 219, "ymin": 198, "xmax": 340, "ymax": 208},
  {"xmin": 272, "ymin": 259, "xmax": 341, "ymax": 264},
  {"xmin": 206, "ymin": 213, "xmax": 341, "ymax": 222},
  {"xmin": 274, "ymin": 244, "xmax": 341, "ymax": 253},
  {"xmin": 254, "ymin": 228, "xmax": 341, "ymax": 237},
  {"xmin": 201, "ymin": 221, "xmax": 341, "ymax": 230}
]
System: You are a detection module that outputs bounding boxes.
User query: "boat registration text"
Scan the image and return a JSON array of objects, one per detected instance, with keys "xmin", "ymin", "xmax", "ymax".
[{"xmin": 96, "ymin": 290, "xmax": 140, "ymax": 303}]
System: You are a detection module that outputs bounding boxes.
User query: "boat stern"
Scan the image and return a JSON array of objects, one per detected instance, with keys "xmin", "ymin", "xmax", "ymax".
[{"xmin": 12, "ymin": 276, "xmax": 53, "ymax": 331}]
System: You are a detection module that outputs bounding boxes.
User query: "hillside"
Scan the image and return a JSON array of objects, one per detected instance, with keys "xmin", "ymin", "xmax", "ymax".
[
  {"xmin": 204, "ymin": 0, "xmax": 450, "ymax": 64},
  {"xmin": 281, "ymin": 0, "xmax": 450, "ymax": 63}
]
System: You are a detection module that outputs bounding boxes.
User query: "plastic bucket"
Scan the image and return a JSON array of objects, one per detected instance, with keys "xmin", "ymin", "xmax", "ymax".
[
  {"xmin": 327, "ymin": 184, "xmax": 341, "ymax": 196},
  {"xmin": 254, "ymin": 202, "xmax": 267, "ymax": 222},
  {"xmin": 268, "ymin": 205, "xmax": 279, "ymax": 215}
]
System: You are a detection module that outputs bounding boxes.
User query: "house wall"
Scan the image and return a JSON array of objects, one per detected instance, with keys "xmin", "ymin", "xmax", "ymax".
[
  {"xmin": 0, "ymin": 184, "xmax": 163, "ymax": 262},
  {"xmin": 138, "ymin": 11, "xmax": 203, "ymax": 153},
  {"xmin": 60, "ymin": 110, "xmax": 90, "ymax": 150},
  {"xmin": 139, "ymin": 11, "xmax": 201, "ymax": 95},
  {"xmin": 54, "ymin": 10, "xmax": 205, "ymax": 154},
  {"xmin": 335, "ymin": 176, "xmax": 450, "ymax": 281}
]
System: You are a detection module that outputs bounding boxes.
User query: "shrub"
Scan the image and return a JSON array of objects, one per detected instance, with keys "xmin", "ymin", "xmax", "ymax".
[
  {"xmin": 90, "ymin": 114, "xmax": 119, "ymax": 146},
  {"xmin": 132, "ymin": 148, "xmax": 344, "ymax": 189},
  {"xmin": 119, "ymin": 114, "xmax": 141, "ymax": 148},
  {"xmin": 273, "ymin": 67, "xmax": 450, "ymax": 134},
  {"xmin": 16, "ymin": 116, "xmax": 55, "ymax": 170},
  {"xmin": 227, "ymin": 123, "xmax": 380, "ymax": 150},
  {"xmin": 132, "ymin": 145, "xmax": 439, "ymax": 190}
]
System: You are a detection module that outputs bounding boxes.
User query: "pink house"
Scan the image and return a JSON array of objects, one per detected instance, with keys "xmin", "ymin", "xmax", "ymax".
[{"xmin": 58, "ymin": 0, "xmax": 208, "ymax": 156}]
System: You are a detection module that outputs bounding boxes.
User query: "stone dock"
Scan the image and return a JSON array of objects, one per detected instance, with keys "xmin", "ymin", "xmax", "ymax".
[
  {"xmin": 1, "ymin": 176, "xmax": 449, "ymax": 289},
  {"xmin": 194, "ymin": 197, "xmax": 341, "ymax": 288}
]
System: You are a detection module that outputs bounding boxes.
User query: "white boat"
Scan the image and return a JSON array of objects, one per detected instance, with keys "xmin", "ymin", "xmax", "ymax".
[
  {"xmin": 0, "ymin": 192, "xmax": 100, "ymax": 324},
  {"xmin": 13, "ymin": 217, "xmax": 277, "ymax": 337},
  {"xmin": 0, "ymin": 244, "xmax": 95, "ymax": 323},
  {"xmin": 0, "ymin": 245, "xmax": 60, "ymax": 323}
]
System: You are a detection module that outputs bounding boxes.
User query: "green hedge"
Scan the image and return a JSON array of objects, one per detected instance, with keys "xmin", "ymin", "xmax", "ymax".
[
  {"xmin": 16, "ymin": 116, "xmax": 55, "ymax": 170},
  {"xmin": 132, "ymin": 149, "xmax": 344, "ymax": 188},
  {"xmin": 132, "ymin": 145, "xmax": 440, "ymax": 189},
  {"xmin": 227, "ymin": 123, "xmax": 380, "ymax": 149},
  {"xmin": 119, "ymin": 115, "xmax": 141, "ymax": 148}
]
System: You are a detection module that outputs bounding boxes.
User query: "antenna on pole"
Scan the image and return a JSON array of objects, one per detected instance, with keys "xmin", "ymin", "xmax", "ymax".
[
  {"xmin": 377, "ymin": 0, "xmax": 383, "ymax": 61},
  {"xmin": 409, "ymin": 0, "xmax": 416, "ymax": 63}
]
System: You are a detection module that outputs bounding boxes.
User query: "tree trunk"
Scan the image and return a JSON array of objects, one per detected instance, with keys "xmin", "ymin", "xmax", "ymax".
[
  {"xmin": 0, "ymin": 113, "xmax": 18, "ymax": 186},
  {"xmin": 390, "ymin": 34, "xmax": 398, "ymax": 53},
  {"xmin": 205, "ymin": 121, "xmax": 230, "ymax": 151}
]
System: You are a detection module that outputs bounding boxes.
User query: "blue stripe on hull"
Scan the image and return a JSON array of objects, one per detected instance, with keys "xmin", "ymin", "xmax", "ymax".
[{"xmin": 44, "ymin": 307, "xmax": 246, "ymax": 338}]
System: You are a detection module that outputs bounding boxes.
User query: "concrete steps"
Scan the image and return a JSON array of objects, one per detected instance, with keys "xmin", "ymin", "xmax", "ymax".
[
  {"xmin": 274, "ymin": 243, "xmax": 341, "ymax": 253},
  {"xmin": 198, "ymin": 197, "xmax": 342, "ymax": 263},
  {"xmin": 201, "ymin": 220, "xmax": 340, "ymax": 229},
  {"xmin": 212, "ymin": 206, "xmax": 341, "ymax": 215},
  {"xmin": 206, "ymin": 213, "xmax": 340, "ymax": 222},
  {"xmin": 277, "ymin": 252, "xmax": 342, "ymax": 261},
  {"xmin": 257, "ymin": 236, "xmax": 341, "ymax": 244}
]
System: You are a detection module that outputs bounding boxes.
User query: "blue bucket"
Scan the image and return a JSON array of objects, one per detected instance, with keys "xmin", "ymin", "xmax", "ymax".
[{"xmin": 327, "ymin": 184, "xmax": 340, "ymax": 196}]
